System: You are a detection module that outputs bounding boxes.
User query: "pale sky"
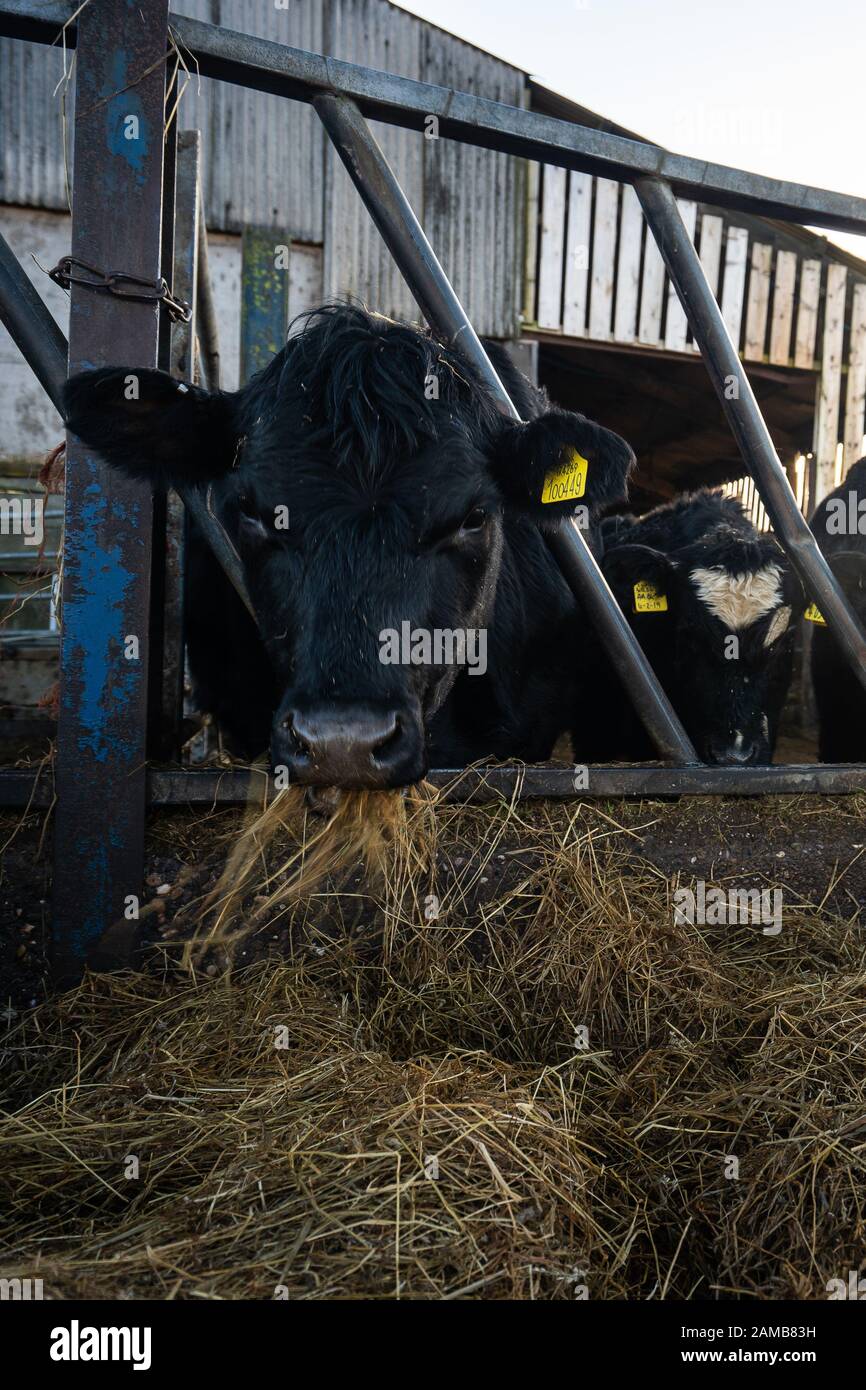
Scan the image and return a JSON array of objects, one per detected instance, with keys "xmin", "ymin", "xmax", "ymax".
[{"xmin": 400, "ymin": 0, "xmax": 866, "ymax": 257}]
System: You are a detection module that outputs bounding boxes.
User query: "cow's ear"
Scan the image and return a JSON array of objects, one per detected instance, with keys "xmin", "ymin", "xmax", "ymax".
[
  {"xmin": 602, "ymin": 543, "xmax": 679, "ymax": 618},
  {"xmin": 63, "ymin": 368, "xmax": 240, "ymax": 490},
  {"xmin": 490, "ymin": 409, "xmax": 635, "ymax": 520},
  {"xmin": 827, "ymin": 550, "xmax": 866, "ymax": 591}
]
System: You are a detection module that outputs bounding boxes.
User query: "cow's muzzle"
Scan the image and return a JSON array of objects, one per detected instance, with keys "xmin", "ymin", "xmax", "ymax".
[{"xmin": 272, "ymin": 699, "xmax": 426, "ymax": 789}]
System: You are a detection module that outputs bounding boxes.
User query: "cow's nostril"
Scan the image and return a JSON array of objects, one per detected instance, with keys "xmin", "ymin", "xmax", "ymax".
[
  {"xmin": 273, "ymin": 702, "xmax": 424, "ymax": 788},
  {"xmin": 281, "ymin": 713, "xmax": 310, "ymax": 755},
  {"xmin": 371, "ymin": 712, "xmax": 401, "ymax": 762}
]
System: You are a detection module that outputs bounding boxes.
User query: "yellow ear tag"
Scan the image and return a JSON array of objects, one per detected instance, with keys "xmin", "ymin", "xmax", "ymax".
[
  {"xmin": 540, "ymin": 447, "xmax": 589, "ymax": 504},
  {"xmin": 804, "ymin": 602, "xmax": 826, "ymax": 625},
  {"xmin": 633, "ymin": 580, "xmax": 668, "ymax": 613}
]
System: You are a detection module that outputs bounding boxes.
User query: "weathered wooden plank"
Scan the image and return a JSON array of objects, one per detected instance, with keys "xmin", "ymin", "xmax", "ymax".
[
  {"xmin": 240, "ymin": 226, "xmax": 290, "ymax": 384},
  {"xmin": 588, "ymin": 177, "xmax": 618, "ymax": 340},
  {"xmin": 768, "ymin": 249, "xmax": 797, "ymax": 365},
  {"xmin": 720, "ymin": 226, "xmax": 749, "ymax": 350},
  {"xmin": 813, "ymin": 263, "xmax": 847, "ymax": 502},
  {"xmin": 561, "ymin": 170, "xmax": 591, "ymax": 336},
  {"xmin": 638, "ymin": 218, "xmax": 666, "ymax": 344},
  {"xmin": 698, "ymin": 214, "xmax": 724, "ymax": 296},
  {"xmin": 537, "ymin": 164, "xmax": 567, "ymax": 330},
  {"xmin": 743, "ymin": 241, "xmax": 773, "ymax": 360},
  {"xmin": 664, "ymin": 198, "xmax": 697, "ymax": 351},
  {"xmin": 613, "ymin": 184, "xmax": 642, "ymax": 343},
  {"xmin": 844, "ymin": 281, "xmax": 866, "ymax": 468},
  {"xmin": 53, "ymin": 0, "xmax": 171, "ymax": 984},
  {"xmin": 522, "ymin": 160, "xmax": 540, "ymax": 324},
  {"xmin": 794, "ymin": 258, "xmax": 822, "ymax": 369}
]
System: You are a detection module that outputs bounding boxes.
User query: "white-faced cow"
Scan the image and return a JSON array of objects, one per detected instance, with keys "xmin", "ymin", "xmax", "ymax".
[
  {"xmin": 587, "ymin": 490, "xmax": 803, "ymax": 765},
  {"xmin": 63, "ymin": 304, "xmax": 635, "ymax": 788},
  {"xmin": 809, "ymin": 455, "xmax": 866, "ymax": 762}
]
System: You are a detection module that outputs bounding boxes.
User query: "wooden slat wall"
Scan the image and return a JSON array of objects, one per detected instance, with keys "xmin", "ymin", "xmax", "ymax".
[
  {"xmin": 698, "ymin": 214, "xmax": 724, "ymax": 296},
  {"xmin": 588, "ymin": 178, "xmax": 618, "ymax": 340},
  {"xmin": 769, "ymin": 250, "xmax": 797, "ymax": 365},
  {"xmin": 744, "ymin": 242, "xmax": 773, "ymax": 361},
  {"xmin": 794, "ymin": 260, "xmax": 822, "ymax": 369},
  {"xmin": 720, "ymin": 227, "xmax": 749, "ymax": 349},
  {"xmin": 562, "ymin": 172, "xmax": 592, "ymax": 336},
  {"xmin": 844, "ymin": 282, "xmax": 866, "ymax": 468},
  {"xmin": 613, "ymin": 186, "xmax": 642, "ymax": 343},
  {"xmin": 530, "ymin": 170, "xmax": 866, "ymax": 503},
  {"xmin": 537, "ymin": 165, "xmax": 567, "ymax": 330},
  {"xmin": 814, "ymin": 263, "xmax": 848, "ymax": 502}
]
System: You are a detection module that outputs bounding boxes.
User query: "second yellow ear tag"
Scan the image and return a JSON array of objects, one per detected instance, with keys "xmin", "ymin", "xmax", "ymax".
[
  {"xmin": 633, "ymin": 580, "xmax": 668, "ymax": 613},
  {"xmin": 804, "ymin": 603, "xmax": 826, "ymax": 625},
  {"xmin": 540, "ymin": 447, "xmax": 589, "ymax": 504}
]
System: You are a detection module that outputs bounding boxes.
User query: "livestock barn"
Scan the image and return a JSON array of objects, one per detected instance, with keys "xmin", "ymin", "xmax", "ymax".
[{"xmin": 1, "ymin": 0, "xmax": 865, "ymax": 1348}]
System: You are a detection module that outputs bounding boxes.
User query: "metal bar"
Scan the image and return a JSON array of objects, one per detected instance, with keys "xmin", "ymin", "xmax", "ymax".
[
  {"xmin": 159, "ymin": 129, "xmax": 201, "ymax": 757},
  {"xmin": 51, "ymin": 0, "xmax": 171, "ymax": 986},
  {"xmin": 4, "ymin": 3, "xmax": 866, "ymax": 236},
  {"xmin": 5, "ymin": 763, "xmax": 866, "ymax": 808},
  {"xmin": 314, "ymin": 93, "xmax": 700, "ymax": 765},
  {"xmin": 150, "ymin": 764, "xmax": 866, "ymax": 801},
  {"xmin": 0, "ymin": 231, "xmax": 67, "ymax": 411},
  {"xmin": 146, "ymin": 101, "xmax": 179, "ymax": 757},
  {"xmin": 635, "ymin": 176, "xmax": 866, "ymax": 698},
  {"xmin": 196, "ymin": 202, "xmax": 221, "ymax": 391}
]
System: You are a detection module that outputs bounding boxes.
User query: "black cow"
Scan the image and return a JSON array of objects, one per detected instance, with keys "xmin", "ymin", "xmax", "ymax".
[
  {"xmin": 587, "ymin": 490, "xmax": 803, "ymax": 765},
  {"xmin": 63, "ymin": 304, "xmax": 635, "ymax": 787},
  {"xmin": 809, "ymin": 456, "xmax": 866, "ymax": 761}
]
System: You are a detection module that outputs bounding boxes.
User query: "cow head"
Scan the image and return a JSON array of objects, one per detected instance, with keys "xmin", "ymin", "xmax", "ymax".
[
  {"xmin": 63, "ymin": 305, "xmax": 634, "ymax": 787},
  {"xmin": 603, "ymin": 526, "xmax": 804, "ymax": 764}
]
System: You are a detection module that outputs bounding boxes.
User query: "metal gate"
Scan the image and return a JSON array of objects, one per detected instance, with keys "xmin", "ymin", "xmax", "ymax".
[{"xmin": 2, "ymin": 0, "xmax": 866, "ymax": 980}]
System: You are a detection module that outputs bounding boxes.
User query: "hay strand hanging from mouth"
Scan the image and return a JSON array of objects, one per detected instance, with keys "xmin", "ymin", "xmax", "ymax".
[{"xmin": 185, "ymin": 782, "xmax": 439, "ymax": 962}]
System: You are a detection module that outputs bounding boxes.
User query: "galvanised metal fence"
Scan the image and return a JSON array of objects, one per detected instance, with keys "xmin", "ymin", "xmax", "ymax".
[{"xmin": 2, "ymin": 0, "xmax": 866, "ymax": 980}]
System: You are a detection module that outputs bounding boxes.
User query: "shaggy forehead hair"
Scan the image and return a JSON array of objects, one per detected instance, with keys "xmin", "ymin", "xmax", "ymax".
[
  {"xmin": 690, "ymin": 562, "xmax": 784, "ymax": 631},
  {"xmin": 248, "ymin": 304, "xmax": 498, "ymax": 478}
]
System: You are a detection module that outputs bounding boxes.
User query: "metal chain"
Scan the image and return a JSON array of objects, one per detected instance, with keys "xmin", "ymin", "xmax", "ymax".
[{"xmin": 48, "ymin": 255, "xmax": 192, "ymax": 323}]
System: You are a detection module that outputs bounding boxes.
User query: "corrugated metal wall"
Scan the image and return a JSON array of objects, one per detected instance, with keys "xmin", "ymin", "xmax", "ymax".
[
  {"xmin": 178, "ymin": 0, "xmax": 326, "ymax": 244},
  {"xmin": 0, "ymin": 0, "xmax": 525, "ymax": 336}
]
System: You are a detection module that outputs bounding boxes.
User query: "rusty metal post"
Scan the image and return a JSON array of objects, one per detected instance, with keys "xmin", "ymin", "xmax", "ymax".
[{"xmin": 52, "ymin": 0, "xmax": 171, "ymax": 983}]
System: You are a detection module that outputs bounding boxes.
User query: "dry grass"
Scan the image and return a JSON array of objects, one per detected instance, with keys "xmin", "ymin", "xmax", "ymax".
[{"xmin": 1, "ymin": 790, "xmax": 865, "ymax": 1299}]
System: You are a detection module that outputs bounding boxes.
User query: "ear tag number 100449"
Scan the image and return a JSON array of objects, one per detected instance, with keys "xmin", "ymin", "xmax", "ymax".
[{"xmin": 540, "ymin": 447, "xmax": 589, "ymax": 504}]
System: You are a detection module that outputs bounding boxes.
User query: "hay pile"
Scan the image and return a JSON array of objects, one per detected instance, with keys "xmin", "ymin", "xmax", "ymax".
[{"xmin": 2, "ymin": 793, "xmax": 865, "ymax": 1299}]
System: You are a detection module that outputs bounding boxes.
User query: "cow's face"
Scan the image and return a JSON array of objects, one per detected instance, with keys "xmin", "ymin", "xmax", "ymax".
[
  {"xmin": 604, "ymin": 533, "xmax": 803, "ymax": 764},
  {"xmin": 64, "ymin": 307, "xmax": 634, "ymax": 787}
]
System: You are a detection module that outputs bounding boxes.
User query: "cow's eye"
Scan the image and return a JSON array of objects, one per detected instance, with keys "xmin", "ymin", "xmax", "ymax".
[{"xmin": 458, "ymin": 507, "xmax": 488, "ymax": 535}]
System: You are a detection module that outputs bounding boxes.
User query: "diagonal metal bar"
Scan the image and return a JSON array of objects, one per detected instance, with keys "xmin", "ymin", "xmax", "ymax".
[
  {"xmin": 2, "ymin": 1, "xmax": 866, "ymax": 235},
  {"xmin": 314, "ymin": 93, "xmax": 700, "ymax": 765},
  {"xmin": 0, "ymin": 231, "xmax": 67, "ymax": 411},
  {"xmin": 634, "ymin": 175, "xmax": 866, "ymax": 698}
]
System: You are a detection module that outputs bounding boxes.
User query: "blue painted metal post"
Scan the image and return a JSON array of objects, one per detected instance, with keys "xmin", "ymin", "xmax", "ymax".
[{"xmin": 53, "ymin": 0, "xmax": 171, "ymax": 983}]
